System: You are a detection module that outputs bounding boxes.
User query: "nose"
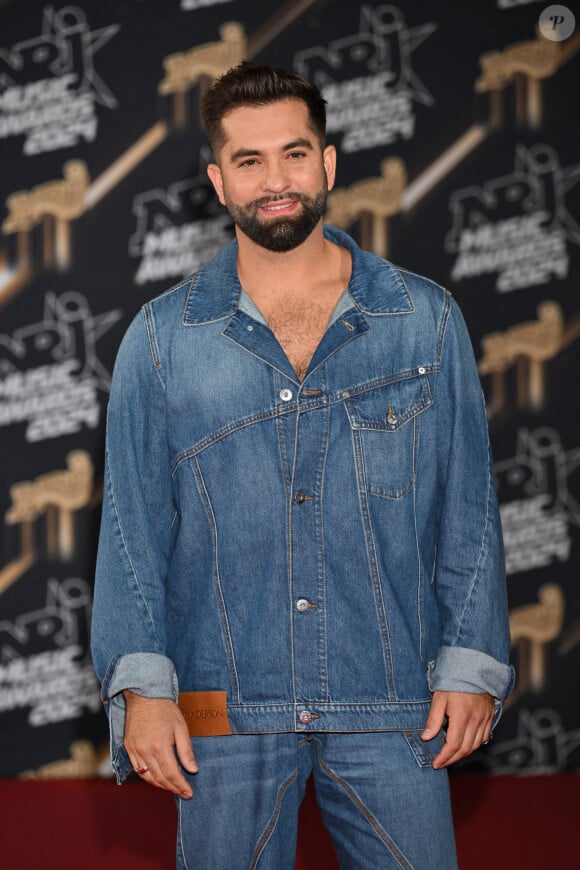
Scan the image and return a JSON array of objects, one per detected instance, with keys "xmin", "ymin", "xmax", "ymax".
[{"xmin": 262, "ymin": 158, "xmax": 291, "ymax": 194}]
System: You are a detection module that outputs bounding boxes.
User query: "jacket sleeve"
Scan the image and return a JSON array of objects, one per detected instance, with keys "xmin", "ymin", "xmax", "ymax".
[
  {"xmin": 91, "ymin": 306, "xmax": 178, "ymax": 782},
  {"xmin": 429, "ymin": 294, "xmax": 515, "ymax": 726}
]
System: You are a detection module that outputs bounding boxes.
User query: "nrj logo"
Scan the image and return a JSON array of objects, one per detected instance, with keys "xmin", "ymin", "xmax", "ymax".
[
  {"xmin": 496, "ymin": 427, "xmax": 580, "ymax": 575},
  {"xmin": 0, "ymin": 5, "xmax": 120, "ymax": 155},
  {"xmin": 446, "ymin": 144, "xmax": 580, "ymax": 292},
  {"xmin": 129, "ymin": 173, "xmax": 232, "ymax": 285},
  {"xmin": 294, "ymin": 4, "xmax": 435, "ymax": 153},
  {"xmin": 0, "ymin": 291, "xmax": 121, "ymax": 442},
  {"xmin": 0, "ymin": 578, "xmax": 101, "ymax": 726}
]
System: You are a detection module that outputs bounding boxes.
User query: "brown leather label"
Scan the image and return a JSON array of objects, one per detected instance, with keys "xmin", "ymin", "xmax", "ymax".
[{"xmin": 178, "ymin": 691, "xmax": 232, "ymax": 736}]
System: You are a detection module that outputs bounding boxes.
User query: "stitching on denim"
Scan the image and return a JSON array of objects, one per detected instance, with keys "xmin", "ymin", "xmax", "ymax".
[
  {"xmin": 453, "ymin": 438, "xmax": 493, "ymax": 645},
  {"xmin": 287, "ymin": 405, "xmax": 301, "ymax": 707},
  {"xmin": 274, "ymin": 371, "xmax": 292, "ymax": 497},
  {"xmin": 411, "ymin": 418, "xmax": 426, "ymax": 664},
  {"xmin": 141, "ymin": 303, "xmax": 164, "ymax": 388},
  {"xmin": 314, "ymin": 741, "xmax": 415, "ymax": 869},
  {"xmin": 177, "ymin": 797, "xmax": 189, "ymax": 870},
  {"xmin": 345, "ymin": 375, "xmax": 433, "ymax": 433},
  {"xmin": 190, "ymin": 455, "xmax": 240, "ymax": 703},
  {"xmin": 223, "ymin": 328, "xmax": 301, "ymax": 381},
  {"xmin": 306, "ymin": 318, "xmax": 370, "ymax": 380},
  {"xmin": 250, "ymin": 769, "xmax": 299, "ymax": 869},
  {"xmin": 351, "ymin": 428, "xmax": 397, "ymax": 699},
  {"xmin": 104, "ymin": 445, "xmax": 163, "ymax": 649},
  {"xmin": 171, "ymin": 405, "xmax": 294, "ymax": 473},
  {"xmin": 391, "ymin": 268, "xmax": 416, "ymax": 314},
  {"xmin": 317, "ymin": 365, "xmax": 330, "ymax": 702},
  {"xmin": 436, "ymin": 291, "xmax": 453, "ymax": 361},
  {"xmin": 169, "ymin": 370, "xmax": 440, "ymax": 474}
]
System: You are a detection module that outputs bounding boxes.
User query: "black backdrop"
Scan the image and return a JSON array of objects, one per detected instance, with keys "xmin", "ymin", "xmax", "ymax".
[{"xmin": 1, "ymin": 0, "xmax": 579, "ymax": 778}]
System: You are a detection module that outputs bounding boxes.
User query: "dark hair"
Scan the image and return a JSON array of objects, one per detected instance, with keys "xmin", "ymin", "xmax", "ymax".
[{"xmin": 201, "ymin": 61, "xmax": 327, "ymax": 156}]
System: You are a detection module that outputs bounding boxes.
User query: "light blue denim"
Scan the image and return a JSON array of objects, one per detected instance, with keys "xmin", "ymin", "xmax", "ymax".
[
  {"xmin": 91, "ymin": 226, "xmax": 514, "ymax": 783},
  {"xmin": 175, "ymin": 731, "xmax": 457, "ymax": 870}
]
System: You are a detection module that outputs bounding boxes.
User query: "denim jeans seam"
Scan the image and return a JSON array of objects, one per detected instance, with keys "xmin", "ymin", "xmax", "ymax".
[
  {"xmin": 249, "ymin": 769, "xmax": 299, "ymax": 870},
  {"xmin": 190, "ymin": 455, "xmax": 240, "ymax": 703},
  {"xmin": 313, "ymin": 741, "xmax": 415, "ymax": 870},
  {"xmin": 177, "ymin": 795, "xmax": 189, "ymax": 870},
  {"xmin": 351, "ymin": 427, "xmax": 397, "ymax": 699}
]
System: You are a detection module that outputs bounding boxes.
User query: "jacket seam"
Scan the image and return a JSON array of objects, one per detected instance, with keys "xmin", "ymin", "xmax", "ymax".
[
  {"xmin": 169, "ymin": 368, "xmax": 441, "ymax": 473},
  {"xmin": 105, "ymin": 444, "xmax": 164, "ymax": 651},
  {"xmin": 452, "ymin": 444, "xmax": 493, "ymax": 646},
  {"xmin": 437, "ymin": 291, "xmax": 453, "ymax": 360}
]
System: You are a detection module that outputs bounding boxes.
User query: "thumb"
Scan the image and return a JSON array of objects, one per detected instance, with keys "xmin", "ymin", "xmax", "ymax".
[
  {"xmin": 175, "ymin": 722, "xmax": 199, "ymax": 773},
  {"xmin": 422, "ymin": 692, "xmax": 446, "ymax": 741}
]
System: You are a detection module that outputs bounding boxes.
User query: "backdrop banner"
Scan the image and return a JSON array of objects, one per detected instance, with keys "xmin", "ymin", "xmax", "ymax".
[{"xmin": 1, "ymin": 0, "xmax": 578, "ymax": 778}]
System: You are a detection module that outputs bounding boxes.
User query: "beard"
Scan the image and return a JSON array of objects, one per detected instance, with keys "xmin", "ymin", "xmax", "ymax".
[{"xmin": 223, "ymin": 181, "xmax": 328, "ymax": 253}]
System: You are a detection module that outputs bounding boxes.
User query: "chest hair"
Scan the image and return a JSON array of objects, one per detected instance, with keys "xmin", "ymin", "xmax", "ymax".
[{"xmin": 267, "ymin": 297, "xmax": 337, "ymax": 381}]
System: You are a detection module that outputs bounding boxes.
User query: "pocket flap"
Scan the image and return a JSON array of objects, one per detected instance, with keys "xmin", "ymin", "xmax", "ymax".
[{"xmin": 345, "ymin": 374, "xmax": 432, "ymax": 431}]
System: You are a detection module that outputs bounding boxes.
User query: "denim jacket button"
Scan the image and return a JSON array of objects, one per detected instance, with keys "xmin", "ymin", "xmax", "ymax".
[
  {"xmin": 296, "ymin": 598, "xmax": 310, "ymax": 612},
  {"xmin": 279, "ymin": 388, "xmax": 293, "ymax": 401},
  {"xmin": 299, "ymin": 710, "xmax": 313, "ymax": 724},
  {"xmin": 294, "ymin": 491, "xmax": 307, "ymax": 504}
]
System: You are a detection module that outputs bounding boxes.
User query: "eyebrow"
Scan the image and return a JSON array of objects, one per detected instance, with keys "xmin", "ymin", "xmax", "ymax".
[{"xmin": 229, "ymin": 138, "xmax": 315, "ymax": 163}]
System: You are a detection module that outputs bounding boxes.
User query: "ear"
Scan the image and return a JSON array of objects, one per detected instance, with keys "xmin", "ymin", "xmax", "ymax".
[
  {"xmin": 207, "ymin": 163, "xmax": 226, "ymax": 206},
  {"xmin": 323, "ymin": 144, "xmax": 337, "ymax": 193}
]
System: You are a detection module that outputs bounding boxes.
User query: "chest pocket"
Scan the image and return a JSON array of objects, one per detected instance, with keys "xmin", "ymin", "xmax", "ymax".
[{"xmin": 344, "ymin": 373, "xmax": 433, "ymax": 498}]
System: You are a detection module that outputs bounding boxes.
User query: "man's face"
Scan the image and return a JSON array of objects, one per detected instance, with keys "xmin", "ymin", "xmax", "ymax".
[{"xmin": 207, "ymin": 99, "xmax": 336, "ymax": 252}]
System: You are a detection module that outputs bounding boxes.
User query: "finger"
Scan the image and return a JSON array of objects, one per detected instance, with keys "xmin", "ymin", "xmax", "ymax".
[
  {"xmin": 435, "ymin": 717, "xmax": 483, "ymax": 768},
  {"xmin": 421, "ymin": 694, "xmax": 446, "ymax": 740},
  {"xmin": 175, "ymin": 724, "xmax": 198, "ymax": 774},
  {"xmin": 151, "ymin": 747, "xmax": 194, "ymax": 798}
]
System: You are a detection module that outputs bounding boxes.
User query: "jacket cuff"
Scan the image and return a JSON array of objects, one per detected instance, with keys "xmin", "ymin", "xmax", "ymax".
[
  {"xmin": 428, "ymin": 646, "xmax": 515, "ymax": 729},
  {"xmin": 101, "ymin": 653, "xmax": 178, "ymax": 783}
]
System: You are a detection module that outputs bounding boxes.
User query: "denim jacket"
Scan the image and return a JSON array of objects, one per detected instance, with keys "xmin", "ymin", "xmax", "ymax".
[{"xmin": 91, "ymin": 226, "xmax": 514, "ymax": 782}]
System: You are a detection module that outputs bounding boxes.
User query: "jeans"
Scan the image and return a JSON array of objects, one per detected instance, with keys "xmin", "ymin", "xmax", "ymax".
[{"xmin": 175, "ymin": 731, "xmax": 458, "ymax": 869}]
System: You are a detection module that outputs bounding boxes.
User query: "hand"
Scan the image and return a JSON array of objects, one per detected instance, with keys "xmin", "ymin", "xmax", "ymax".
[
  {"xmin": 421, "ymin": 690, "xmax": 494, "ymax": 769},
  {"xmin": 123, "ymin": 691, "xmax": 198, "ymax": 798}
]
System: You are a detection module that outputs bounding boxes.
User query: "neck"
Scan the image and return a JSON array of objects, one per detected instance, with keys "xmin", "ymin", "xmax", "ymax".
[{"xmin": 236, "ymin": 222, "xmax": 337, "ymax": 296}]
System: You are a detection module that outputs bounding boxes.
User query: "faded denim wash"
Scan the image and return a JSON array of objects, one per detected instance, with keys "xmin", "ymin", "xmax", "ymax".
[{"xmin": 91, "ymin": 226, "xmax": 514, "ymax": 783}]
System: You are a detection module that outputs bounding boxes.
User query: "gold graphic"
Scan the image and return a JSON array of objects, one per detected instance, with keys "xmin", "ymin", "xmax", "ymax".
[
  {"xmin": 2, "ymin": 161, "xmax": 89, "ymax": 272},
  {"xmin": 85, "ymin": 122, "xmax": 168, "ymax": 209},
  {"xmin": 159, "ymin": 23, "xmax": 246, "ymax": 128},
  {"xmin": 19, "ymin": 740, "xmax": 110, "ymax": 780},
  {"xmin": 479, "ymin": 303, "xmax": 580, "ymax": 419},
  {"xmin": 1, "ymin": 4, "xmax": 319, "ymax": 308},
  {"xmin": 326, "ymin": 159, "xmax": 407, "ymax": 258},
  {"xmin": 476, "ymin": 30, "xmax": 580, "ymax": 128},
  {"xmin": 507, "ymin": 583, "xmax": 564, "ymax": 707},
  {"xmin": 0, "ymin": 451, "xmax": 93, "ymax": 596}
]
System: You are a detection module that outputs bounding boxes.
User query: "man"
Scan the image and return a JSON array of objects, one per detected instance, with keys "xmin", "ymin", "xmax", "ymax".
[{"xmin": 92, "ymin": 62, "xmax": 514, "ymax": 869}]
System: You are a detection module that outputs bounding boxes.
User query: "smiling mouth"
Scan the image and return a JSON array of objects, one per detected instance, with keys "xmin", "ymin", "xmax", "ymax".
[{"xmin": 259, "ymin": 200, "xmax": 301, "ymax": 215}]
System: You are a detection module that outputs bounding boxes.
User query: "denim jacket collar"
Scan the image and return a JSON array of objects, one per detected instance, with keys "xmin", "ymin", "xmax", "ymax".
[{"xmin": 182, "ymin": 225, "xmax": 414, "ymax": 326}]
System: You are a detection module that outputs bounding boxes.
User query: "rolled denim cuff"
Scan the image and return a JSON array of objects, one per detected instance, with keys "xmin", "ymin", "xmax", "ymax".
[
  {"xmin": 101, "ymin": 653, "xmax": 178, "ymax": 783},
  {"xmin": 428, "ymin": 646, "xmax": 515, "ymax": 729}
]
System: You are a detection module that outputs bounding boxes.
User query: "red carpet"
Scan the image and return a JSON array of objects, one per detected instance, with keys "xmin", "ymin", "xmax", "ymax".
[{"xmin": 1, "ymin": 774, "xmax": 578, "ymax": 868}]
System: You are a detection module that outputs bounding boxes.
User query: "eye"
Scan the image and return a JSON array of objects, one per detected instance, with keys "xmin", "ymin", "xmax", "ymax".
[
  {"xmin": 288, "ymin": 151, "xmax": 306, "ymax": 160},
  {"xmin": 239, "ymin": 158, "xmax": 259, "ymax": 168}
]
